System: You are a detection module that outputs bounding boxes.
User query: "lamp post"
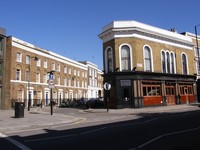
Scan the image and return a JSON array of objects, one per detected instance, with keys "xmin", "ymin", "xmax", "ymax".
[
  {"xmin": 27, "ymin": 56, "xmax": 38, "ymax": 111},
  {"xmin": 195, "ymin": 24, "xmax": 200, "ymax": 76},
  {"xmin": 48, "ymin": 70, "xmax": 55, "ymax": 115}
]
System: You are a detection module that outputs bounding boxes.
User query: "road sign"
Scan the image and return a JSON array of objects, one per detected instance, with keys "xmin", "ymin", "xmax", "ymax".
[
  {"xmin": 49, "ymin": 74, "xmax": 54, "ymax": 80},
  {"xmin": 48, "ymin": 80, "xmax": 55, "ymax": 89},
  {"xmin": 104, "ymin": 82, "xmax": 111, "ymax": 90}
]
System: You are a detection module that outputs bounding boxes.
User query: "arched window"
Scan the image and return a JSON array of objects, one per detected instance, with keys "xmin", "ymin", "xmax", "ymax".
[
  {"xmin": 161, "ymin": 51, "xmax": 166, "ymax": 73},
  {"xmin": 166, "ymin": 52, "xmax": 170, "ymax": 73},
  {"xmin": 170, "ymin": 53, "xmax": 175, "ymax": 74},
  {"xmin": 161, "ymin": 50, "xmax": 176, "ymax": 74},
  {"xmin": 144, "ymin": 46, "xmax": 152, "ymax": 72},
  {"xmin": 182, "ymin": 53, "xmax": 188, "ymax": 74},
  {"xmin": 105, "ymin": 47, "xmax": 113, "ymax": 73},
  {"xmin": 121, "ymin": 45, "xmax": 131, "ymax": 71}
]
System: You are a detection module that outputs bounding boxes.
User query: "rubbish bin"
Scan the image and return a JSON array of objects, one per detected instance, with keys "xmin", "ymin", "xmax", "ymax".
[{"xmin": 15, "ymin": 102, "xmax": 25, "ymax": 118}]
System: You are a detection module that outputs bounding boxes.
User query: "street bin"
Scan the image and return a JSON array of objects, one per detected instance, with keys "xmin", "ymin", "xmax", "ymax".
[{"xmin": 15, "ymin": 102, "xmax": 25, "ymax": 118}]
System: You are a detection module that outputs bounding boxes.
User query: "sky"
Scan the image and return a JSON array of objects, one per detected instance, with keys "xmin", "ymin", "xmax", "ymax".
[{"xmin": 0, "ymin": 0, "xmax": 200, "ymax": 70}]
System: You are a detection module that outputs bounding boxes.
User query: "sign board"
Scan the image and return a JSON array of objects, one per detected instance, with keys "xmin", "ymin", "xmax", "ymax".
[
  {"xmin": 49, "ymin": 74, "xmax": 54, "ymax": 80},
  {"xmin": 120, "ymin": 80, "xmax": 131, "ymax": 86},
  {"xmin": 104, "ymin": 82, "xmax": 111, "ymax": 90},
  {"xmin": 48, "ymin": 80, "xmax": 55, "ymax": 89}
]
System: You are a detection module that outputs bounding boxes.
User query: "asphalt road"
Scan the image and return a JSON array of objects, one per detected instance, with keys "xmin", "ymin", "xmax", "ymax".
[{"xmin": 3, "ymin": 108, "xmax": 200, "ymax": 150}]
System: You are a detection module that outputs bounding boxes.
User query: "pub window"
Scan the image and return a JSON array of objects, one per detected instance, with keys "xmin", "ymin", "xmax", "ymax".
[
  {"xmin": 120, "ymin": 45, "xmax": 131, "ymax": 71},
  {"xmin": 180, "ymin": 86, "xmax": 184, "ymax": 95},
  {"xmin": 161, "ymin": 50, "xmax": 176, "ymax": 74},
  {"xmin": 144, "ymin": 46, "xmax": 152, "ymax": 72},
  {"xmin": 0, "ymin": 38, "xmax": 2, "ymax": 51},
  {"xmin": 143, "ymin": 85, "xmax": 161, "ymax": 96},
  {"xmin": 161, "ymin": 51, "xmax": 166, "ymax": 73},
  {"xmin": 182, "ymin": 53, "xmax": 188, "ymax": 74},
  {"xmin": 105, "ymin": 47, "xmax": 113, "ymax": 73}
]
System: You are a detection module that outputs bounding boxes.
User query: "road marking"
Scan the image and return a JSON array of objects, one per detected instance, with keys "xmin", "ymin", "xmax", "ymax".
[
  {"xmin": 144, "ymin": 118, "xmax": 158, "ymax": 123},
  {"xmin": 135, "ymin": 126, "xmax": 200, "ymax": 149},
  {"xmin": 109, "ymin": 122, "xmax": 141, "ymax": 128},
  {"xmin": 80, "ymin": 127, "xmax": 107, "ymax": 135},
  {"xmin": 0, "ymin": 132, "xmax": 31, "ymax": 150},
  {"xmin": 25, "ymin": 134, "xmax": 78, "ymax": 142}
]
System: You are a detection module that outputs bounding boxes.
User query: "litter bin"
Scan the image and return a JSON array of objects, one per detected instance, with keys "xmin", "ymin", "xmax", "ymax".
[{"xmin": 15, "ymin": 102, "xmax": 25, "ymax": 118}]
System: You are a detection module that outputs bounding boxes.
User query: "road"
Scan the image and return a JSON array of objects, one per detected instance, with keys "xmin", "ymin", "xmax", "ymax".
[{"xmin": 2, "ymin": 108, "xmax": 200, "ymax": 150}]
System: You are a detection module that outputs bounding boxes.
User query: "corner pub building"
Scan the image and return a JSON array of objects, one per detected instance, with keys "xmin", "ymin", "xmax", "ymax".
[{"xmin": 99, "ymin": 20, "xmax": 198, "ymax": 109}]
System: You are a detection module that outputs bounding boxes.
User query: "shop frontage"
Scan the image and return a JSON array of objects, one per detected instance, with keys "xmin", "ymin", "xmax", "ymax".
[{"xmin": 104, "ymin": 71, "xmax": 197, "ymax": 108}]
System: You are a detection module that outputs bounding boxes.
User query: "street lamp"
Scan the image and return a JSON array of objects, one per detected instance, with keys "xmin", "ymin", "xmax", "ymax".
[
  {"xmin": 28, "ymin": 56, "xmax": 38, "ymax": 111},
  {"xmin": 47, "ymin": 70, "xmax": 55, "ymax": 115},
  {"xmin": 195, "ymin": 24, "xmax": 200, "ymax": 76}
]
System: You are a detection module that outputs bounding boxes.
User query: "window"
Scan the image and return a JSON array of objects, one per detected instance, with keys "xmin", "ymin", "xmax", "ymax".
[
  {"xmin": 52, "ymin": 63, "xmax": 55, "ymax": 70},
  {"xmin": 25, "ymin": 68, "xmax": 30, "ymax": 81},
  {"xmin": 36, "ymin": 72, "xmax": 40, "ymax": 83},
  {"xmin": 74, "ymin": 79, "xmax": 76, "ymax": 87},
  {"xmin": 144, "ymin": 46, "xmax": 152, "ymax": 72},
  {"xmin": 89, "ymin": 68, "xmax": 91, "ymax": 76},
  {"xmin": 64, "ymin": 78, "xmax": 67, "ymax": 86},
  {"xmin": 64, "ymin": 66, "xmax": 67, "ymax": 73},
  {"xmin": 36, "ymin": 58, "xmax": 41, "ymax": 67},
  {"xmin": 166, "ymin": 52, "xmax": 170, "ymax": 73},
  {"xmin": 26, "ymin": 55, "xmax": 30, "ymax": 65},
  {"xmin": 143, "ymin": 85, "xmax": 161, "ymax": 96},
  {"xmin": 43, "ymin": 73, "xmax": 47, "ymax": 83},
  {"xmin": 161, "ymin": 51, "xmax": 176, "ymax": 74},
  {"xmin": 182, "ymin": 53, "xmax": 188, "ymax": 74},
  {"xmin": 0, "ymin": 38, "xmax": 3, "ymax": 51},
  {"xmin": 44, "ymin": 60, "xmax": 47, "ymax": 68},
  {"xmin": 170, "ymin": 53, "xmax": 175, "ymax": 73},
  {"xmin": 105, "ymin": 47, "xmax": 113, "ymax": 73},
  {"xmin": 16, "ymin": 52, "xmax": 22, "ymax": 62},
  {"xmin": 161, "ymin": 51, "xmax": 166, "ymax": 73},
  {"xmin": 68, "ymin": 79, "xmax": 71, "ymax": 86},
  {"xmin": 57, "ymin": 76, "xmax": 60, "ymax": 85},
  {"xmin": 68, "ymin": 68, "xmax": 71, "ymax": 74},
  {"xmin": 16, "ymin": 69, "xmax": 21, "ymax": 80},
  {"xmin": 120, "ymin": 45, "xmax": 131, "ymax": 71},
  {"xmin": 57, "ymin": 64, "xmax": 60, "ymax": 72}
]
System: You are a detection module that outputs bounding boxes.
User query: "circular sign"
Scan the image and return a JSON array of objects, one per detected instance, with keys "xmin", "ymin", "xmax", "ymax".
[{"xmin": 104, "ymin": 82, "xmax": 111, "ymax": 90}]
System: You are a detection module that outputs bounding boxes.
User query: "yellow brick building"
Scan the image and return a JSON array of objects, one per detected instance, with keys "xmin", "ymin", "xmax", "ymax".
[
  {"xmin": 99, "ymin": 20, "xmax": 197, "ymax": 108},
  {"xmin": 0, "ymin": 35, "xmax": 103, "ymax": 109}
]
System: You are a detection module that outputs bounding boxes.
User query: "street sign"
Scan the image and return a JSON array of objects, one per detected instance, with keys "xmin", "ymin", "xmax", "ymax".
[
  {"xmin": 49, "ymin": 74, "xmax": 54, "ymax": 80},
  {"xmin": 104, "ymin": 82, "xmax": 111, "ymax": 90},
  {"xmin": 48, "ymin": 80, "xmax": 55, "ymax": 89}
]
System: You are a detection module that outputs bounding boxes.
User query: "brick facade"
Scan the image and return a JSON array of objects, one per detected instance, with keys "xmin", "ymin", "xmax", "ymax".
[{"xmin": 0, "ymin": 36, "xmax": 103, "ymax": 109}]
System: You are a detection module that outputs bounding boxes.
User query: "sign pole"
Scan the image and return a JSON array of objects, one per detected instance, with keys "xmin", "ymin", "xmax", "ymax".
[
  {"xmin": 50, "ymin": 88, "xmax": 53, "ymax": 115},
  {"xmin": 48, "ymin": 70, "xmax": 55, "ymax": 115},
  {"xmin": 104, "ymin": 82, "xmax": 111, "ymax": 112}
]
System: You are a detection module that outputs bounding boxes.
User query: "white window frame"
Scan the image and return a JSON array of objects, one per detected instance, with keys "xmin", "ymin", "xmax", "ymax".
[
  {"xmin": 119, "ymin": 44, "xmax": 133, "ymax": 71},
  {"xmin": 16, "ymin": 52, "xmax": 22, "ymax": 62}
]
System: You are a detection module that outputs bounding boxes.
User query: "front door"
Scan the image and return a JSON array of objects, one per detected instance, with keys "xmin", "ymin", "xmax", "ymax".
[
  {"xmin": 166, "ymin": 86, "xmax": 176, "ymax": 105},
  {"xmin": 120, "ymin": 87, "xmax": 131, "ymax": 107}
]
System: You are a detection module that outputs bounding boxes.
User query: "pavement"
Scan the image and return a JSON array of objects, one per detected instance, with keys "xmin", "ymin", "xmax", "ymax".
[{"xmin": 0, "ymin": 104, "xmax": 200, "ymax": 132}]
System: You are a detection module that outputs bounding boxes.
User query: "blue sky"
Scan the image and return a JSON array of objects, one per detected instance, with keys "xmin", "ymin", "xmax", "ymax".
[{"xmin": 0, "ymin": 0, "xmax": 200, "ymax": 69}]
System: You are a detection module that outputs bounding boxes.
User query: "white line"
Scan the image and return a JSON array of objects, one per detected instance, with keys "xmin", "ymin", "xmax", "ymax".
[
  {"xmin": 25, "ymin": 134, "xmax": 78, "ymax": 142},
  {"xmin": 136, "ymin": 126, "xmax": 200, "ymax": 149},
  {"xmin": 0, "ymin": 132, "xmax": 31, "ymax": 150},
  {"xmin": 80, "ymin": 127, "xmax": 107, "ymax": 135},
  {"xmin": 144, "ymin": 118, "xmax": 158, "ymax": 123},
  {"xmin": 109, "ymin": 122, "xmax": 141, "ymax": 128}
]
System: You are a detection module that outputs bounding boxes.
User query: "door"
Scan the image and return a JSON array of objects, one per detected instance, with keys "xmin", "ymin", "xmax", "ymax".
[{"xmin": 166, "ymin": 86, "xmax": 176, "ymax": 105}]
